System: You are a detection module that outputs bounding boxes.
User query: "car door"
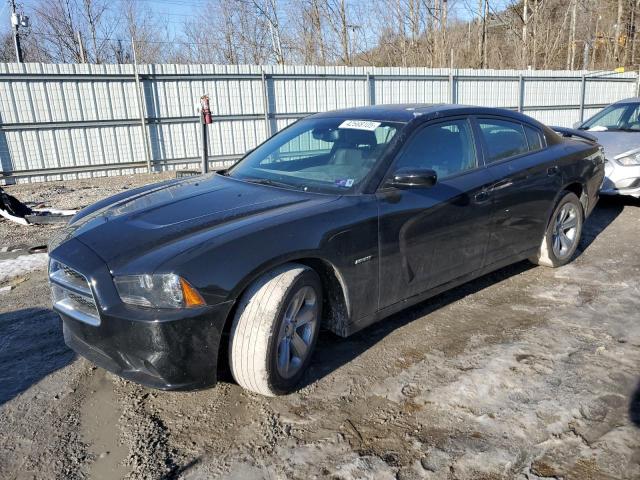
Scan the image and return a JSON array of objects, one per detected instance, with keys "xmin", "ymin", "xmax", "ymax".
[
  {"xmin": 376, "ymin": 117, "xmax": 494, "ymax": 309},
  {"xmin": 475, "ymin": 117, "xmax": 562, "ymax": 265}
]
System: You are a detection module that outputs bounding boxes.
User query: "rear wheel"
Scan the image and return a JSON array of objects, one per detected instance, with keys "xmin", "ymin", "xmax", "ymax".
[
  {"xmin": 228, "ymin": 264, "xmax": 322, "ymax": 396},
  {"xmin": 530, "ymin": 191, "xmax": 583, "ymax": 268}
]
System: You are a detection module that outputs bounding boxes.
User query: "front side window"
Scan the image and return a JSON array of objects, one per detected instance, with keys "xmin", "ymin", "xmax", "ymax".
[
  {"xmin": 393, "ymin": 119, "xmax": 477, "ymax": 179},
  {"xmin": 580, "ymin": 103, "xmax": 640, "ymax": 132},
  {"xmin": 479, "ymin": 119, "xmax": 529, "ymax": 163},
  {"xmin": 228, "ymin": 118, "xmax": 401, "ymax": 194}
]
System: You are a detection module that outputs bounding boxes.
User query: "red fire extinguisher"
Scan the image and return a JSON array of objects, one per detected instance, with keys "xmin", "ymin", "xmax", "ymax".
[{"xmin": 200, "ymin": 95, "xmax": 213, "ymax": 124}]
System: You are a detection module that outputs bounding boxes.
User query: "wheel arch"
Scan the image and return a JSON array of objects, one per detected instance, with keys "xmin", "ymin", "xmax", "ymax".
[
  {"xmin": 220, "ymin": 255, "xmax": 351, "ymax": 339},
  {"xmin": 537, "ymin": 181, "xmax": 586, "ymax": 244},
  {"xmin": 563, "ymin": 180, "xmax": 588, "ymax": 213}
]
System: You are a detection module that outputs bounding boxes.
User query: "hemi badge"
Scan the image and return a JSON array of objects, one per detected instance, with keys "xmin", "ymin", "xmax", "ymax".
[{"xmin": 354, "ymin": 255, "xmax": 373, "ymax": 265}]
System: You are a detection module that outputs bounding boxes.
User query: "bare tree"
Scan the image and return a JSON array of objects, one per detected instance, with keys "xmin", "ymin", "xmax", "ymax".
[
  {"xmin": 30, "ymin": 0, "xmax": 116, "ymax": 63},
  {"xmin": 250, "ymin": 0, "xmax": 286, "ymax": 64},
  {"xmin": 120, "ymin": 0, "xmax": 167, "ymax": 64},
  {"xmin": 14, "ymin": 0, "xmax": 640, "ymax": 72}
]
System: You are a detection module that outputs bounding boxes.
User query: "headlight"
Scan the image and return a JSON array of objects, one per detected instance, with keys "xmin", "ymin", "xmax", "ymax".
[
  {"xmin": 614, "ymin": 151, "xmax": 640, "ymax": 166},
  {"xmin": 114, "ymin": 274, "xmax": 205, "ymax": 309}
]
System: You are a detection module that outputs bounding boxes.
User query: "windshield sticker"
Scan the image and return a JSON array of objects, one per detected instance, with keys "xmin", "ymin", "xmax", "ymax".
[
  {"xmin": 338, "ymin": 120, "xmax": 381, "ymax": 131},
  {"xmin": 335, "ymin": 178, "xmax": 355, "ymax": 188}
]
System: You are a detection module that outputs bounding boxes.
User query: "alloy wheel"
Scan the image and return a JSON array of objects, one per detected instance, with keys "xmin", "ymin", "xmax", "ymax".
[
  {"xmin": 552, "ymin": 203, "xmax": 579, "ymax": 259},
  {"xmin": 276, "ymin": 285, "xmax": 318, "ymax": 379}
]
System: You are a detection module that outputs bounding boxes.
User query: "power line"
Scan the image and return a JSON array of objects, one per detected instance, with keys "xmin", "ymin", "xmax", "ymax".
[{"xmin": 27, "ymin": 30, "xmax": 223, "ymax": 47}]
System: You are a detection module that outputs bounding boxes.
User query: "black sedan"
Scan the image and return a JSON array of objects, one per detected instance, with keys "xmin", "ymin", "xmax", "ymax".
[{"xmin": 48, "ymin": 104, "xmax": 605, "ymax": 396}]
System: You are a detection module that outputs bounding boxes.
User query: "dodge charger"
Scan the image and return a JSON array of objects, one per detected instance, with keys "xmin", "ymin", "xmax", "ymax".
[{"xmin": 48, "ymin": 104, "xmax": 605, "ymax": 396}]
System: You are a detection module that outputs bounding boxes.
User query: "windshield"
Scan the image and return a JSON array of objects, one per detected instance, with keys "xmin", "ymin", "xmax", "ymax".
[
  {"xmin": 580, "ymin": 103, "xmax": 640, "ymax": 132},
  {"xmin": 226, "ymin": 117, "xmax": 402, "ymax": 194}
]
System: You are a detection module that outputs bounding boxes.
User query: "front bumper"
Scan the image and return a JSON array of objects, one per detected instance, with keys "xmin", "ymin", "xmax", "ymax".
[
  {"xmin": 601, "ymin": 162, "xmax": 640, "ymax": 198},
  {"xmin": 50, "ymin": 237, "xmax": 234, "ymax": 390},
  {"xmin": 61, "ymin": 303, "xmax": 232, "ymax": 390}
]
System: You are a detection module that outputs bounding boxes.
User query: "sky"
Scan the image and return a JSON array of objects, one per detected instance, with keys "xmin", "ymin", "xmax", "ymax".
[
  {"xmin": 2, "ymin": 0, "xmax": 205, "ymax": 35},
  {"xmin": 2, "ymin": 0, "xmax": 516, "ymax": 42}
]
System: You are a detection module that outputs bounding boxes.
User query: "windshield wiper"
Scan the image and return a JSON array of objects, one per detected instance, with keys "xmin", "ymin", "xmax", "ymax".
[{"xmin": 242, "ymin": 177, "xmax": 293, "ymax": 188}]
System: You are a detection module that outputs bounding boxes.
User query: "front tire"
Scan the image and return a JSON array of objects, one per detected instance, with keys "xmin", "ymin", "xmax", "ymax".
[
  {"xmin": 228, "ymin": 263, "xmax": 322, "ymax": 396},
  {"xmin": 530, "ymin": 191, "xmax": 583, "ymax": 268}
]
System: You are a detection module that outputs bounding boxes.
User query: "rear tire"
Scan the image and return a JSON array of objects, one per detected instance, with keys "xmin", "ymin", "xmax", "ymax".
[
  {"xmin": 530, "ymin": 191, "xmax": 583, "ymax": 268},
  {"xmin": 228, "ymin": 263, "xmax": 322, "ymax": 396}
]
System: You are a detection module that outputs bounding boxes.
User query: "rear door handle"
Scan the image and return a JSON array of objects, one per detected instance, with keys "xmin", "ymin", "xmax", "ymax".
[
  {"xmin": 547, "ymin": 166, "xmax": 559, "ymax": 176},
  {"xmin": 491, "ymin": 179, "xmax": 513, "ymax": 191},
  {"xmin": 474, "ymin": 190, "xmax": 490, "ymax": 204}
]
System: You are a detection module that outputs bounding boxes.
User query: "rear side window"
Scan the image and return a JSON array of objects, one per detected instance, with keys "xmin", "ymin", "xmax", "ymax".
[
  {"xmin": 524, "ymin": 125, "xmax": 543, "ymax": 151},
  {"xmin": 479, "ymin": 119, "xmax": 528, "ymax": 163}
]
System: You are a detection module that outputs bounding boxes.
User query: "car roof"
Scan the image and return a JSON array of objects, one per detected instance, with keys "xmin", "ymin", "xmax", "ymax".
[
  {"xmin": 309, "ymin": 103, "xmax": 541, "ymax": 125},
  {"xmin": 614, "ymin": 97, "xmax": 640, "ymax": 105}
]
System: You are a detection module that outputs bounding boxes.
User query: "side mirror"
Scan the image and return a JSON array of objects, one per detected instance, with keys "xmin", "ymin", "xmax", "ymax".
[{"xmin": 388, "ymin": 168, "xmax": 438, "ymax": 188}]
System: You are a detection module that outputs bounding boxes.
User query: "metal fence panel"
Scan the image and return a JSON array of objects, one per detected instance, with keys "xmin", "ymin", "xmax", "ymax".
[{"xmin": 0, "ymin": 62, "xmax": 637, "ymax": 184}]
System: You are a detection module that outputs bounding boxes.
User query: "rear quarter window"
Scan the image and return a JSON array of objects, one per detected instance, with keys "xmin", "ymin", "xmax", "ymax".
[{"xmin": 524, "ymin": 125, "xmax": 544, "ymax": 152}]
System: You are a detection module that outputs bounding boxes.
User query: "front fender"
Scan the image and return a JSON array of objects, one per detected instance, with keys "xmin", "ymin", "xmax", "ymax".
[{"xmin": 157, "ymin": 195, "xmax": 380, "ymax": 330}]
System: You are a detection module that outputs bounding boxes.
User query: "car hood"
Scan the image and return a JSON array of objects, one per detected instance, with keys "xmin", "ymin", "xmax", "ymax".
[
  {"xmin": 588, "ymin": 131, "xmax": 640, "ymax": 159},
  {"xmin": 53, "ymin": 174, "xmax": 337, "ymax": 270}
]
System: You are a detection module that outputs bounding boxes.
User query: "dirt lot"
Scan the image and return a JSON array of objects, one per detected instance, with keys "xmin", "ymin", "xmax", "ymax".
[{"xmin": 0, "ymin": 174, "xmax": 639, "ymax": 480}]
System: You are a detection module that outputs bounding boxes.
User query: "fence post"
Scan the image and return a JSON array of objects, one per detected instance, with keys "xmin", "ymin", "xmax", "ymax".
[
  {"xmin": 449, "ymin": 71, "xmax": 456, "ymax": 104},
  {"xmin": 261, "ymin": 70, "xmax": 273, "ymax": 137},
  {"xmin": 366, "ymin": 72, "xmax": 375, "ymax": 105},
  {"xmin": 131, "ymin": 39, "xmax": 152, "ymax": 174},
  {"xmin": 579, "ymin": 74, "xmax": 587, "ymax": 123},
  {"xmin": 518, "ymin": 75, "xmax": 525, "ymax": 113}
]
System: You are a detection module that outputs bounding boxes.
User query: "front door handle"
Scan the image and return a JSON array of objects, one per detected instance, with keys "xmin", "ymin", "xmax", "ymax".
[{"xmin": 547, "ymin": 166, "xmax": 559, "ymax": 176}]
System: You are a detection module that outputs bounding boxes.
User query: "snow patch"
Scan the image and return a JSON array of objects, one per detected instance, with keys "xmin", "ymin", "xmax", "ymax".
[{"xmin": 0, "ymin": 253, "xmax": 49, "ymax": 283}]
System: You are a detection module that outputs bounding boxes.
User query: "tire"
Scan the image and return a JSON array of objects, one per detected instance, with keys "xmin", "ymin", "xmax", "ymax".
[
  {"xmin": 530, "ymin": 191, "xmax": 584, "ymax": 268},
  {"xmin": 228, "ymin": 263, "xmax": 322, "ymax": 396}
]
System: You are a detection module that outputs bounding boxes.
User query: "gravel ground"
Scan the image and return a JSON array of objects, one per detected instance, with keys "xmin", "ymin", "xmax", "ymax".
[
  {"xmin": 0, "ymin": 175, "xmax": 639, "ymax": 480},
  {"xmin": 0, "ymin": 173, "xmax": 174, "ymax": 250}
]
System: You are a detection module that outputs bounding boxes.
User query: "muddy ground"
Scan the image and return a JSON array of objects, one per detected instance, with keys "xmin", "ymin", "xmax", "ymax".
[{"xmin": 0, "ymin": 175, "xmax": 639, "ymax": 480}]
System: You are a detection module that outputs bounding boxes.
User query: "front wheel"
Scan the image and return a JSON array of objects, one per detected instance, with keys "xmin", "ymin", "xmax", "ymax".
[
  {"xmin": 228, "ymin": 264, "xmax": 322, "ymax": 396},
  {"xmin": 530, "ymin": 191, "xmax": 584, "ymax": 268}
]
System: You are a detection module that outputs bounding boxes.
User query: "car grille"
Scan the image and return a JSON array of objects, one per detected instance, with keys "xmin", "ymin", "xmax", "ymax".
[{"xmin": 49, "ymin": 260, "xmax": 100, "ymax": 326}]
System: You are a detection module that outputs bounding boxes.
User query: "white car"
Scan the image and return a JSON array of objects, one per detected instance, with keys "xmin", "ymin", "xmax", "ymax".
[{"xmin": 576, "ymin": 98, "xmax": 640, "ymax": 198}]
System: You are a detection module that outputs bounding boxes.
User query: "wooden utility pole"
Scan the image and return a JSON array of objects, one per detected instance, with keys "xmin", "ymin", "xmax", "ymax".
[
  {"xmin": 482, "ymin": 0, "xmax": 488, "ymax": 68},
  {"xmin": 567, "ymin": 0, "xmax": 577, "ymax": 70},
  {"xmin": 478, "ymin": 0, "xmax": 484, "ymax": 67},
  {"xmin": 9, "ymin": 0, "xmax": 23, "ymax": 63},
  {"xmin": 339, "ymin": 0, "xmax": 350, "ymax": 65},
  {"xmin": 633, "ymin": 0, "xmax": 640, "ymax": 65},
  {"xmin": 614, "ymin": 0, "xmax": 624, "ymax": 62},
  {"xmin": 522, "ymin": 0, "xmax": 528, "ymax": 68},
  {"xmin": 591, "ymin": 14, "xmax": 600, "ymax": 70},
  {"xmin": 532, "ymin": 0, "xmax": 538, "ymax": 69},
  {"xmin": 625, "ymin": 0, "xmax": 638, "ymax": 66},
  {"xmin": 442, "ymin": 0, "xmax": 448, "ymax": 67}
]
